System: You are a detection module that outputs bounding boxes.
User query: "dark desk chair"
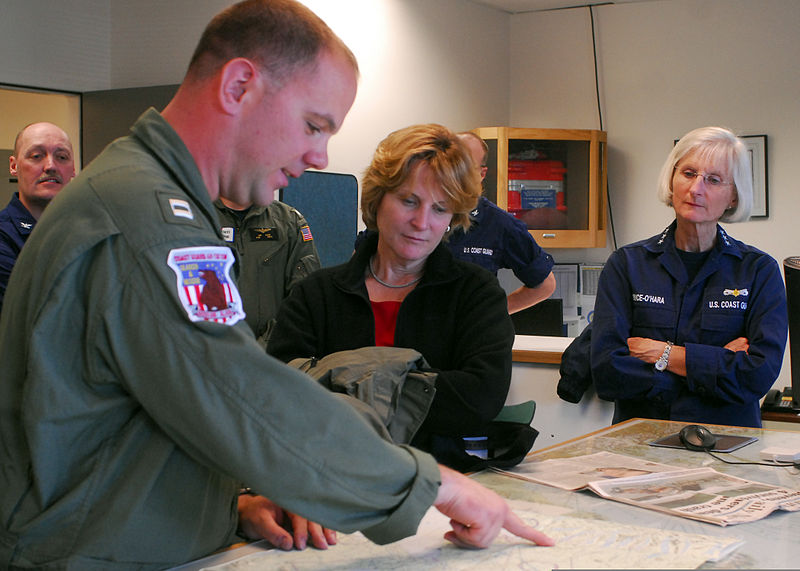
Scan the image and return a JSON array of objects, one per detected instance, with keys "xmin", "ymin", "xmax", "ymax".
[
  {"xmin": 510, "ymin": 298, "xmax": 564, "ymax": 336},
  {"xmin": 494, "ymin": 400, "xmax": 536, "ymax": 424},
  {"xmin": 280, "ymin": 171, "xmax": 358, "ymax": 268}
]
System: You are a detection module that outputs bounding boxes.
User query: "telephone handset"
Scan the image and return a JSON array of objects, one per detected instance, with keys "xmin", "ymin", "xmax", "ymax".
[{"xmin": 761, "ymin": 387, "xmax": 798, "ymax": 412}]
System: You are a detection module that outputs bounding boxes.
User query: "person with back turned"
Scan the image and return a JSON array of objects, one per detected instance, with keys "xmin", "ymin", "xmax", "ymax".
[{"xmin": 447, "ymin": 131, "xmax": 556, "ymax": 314}]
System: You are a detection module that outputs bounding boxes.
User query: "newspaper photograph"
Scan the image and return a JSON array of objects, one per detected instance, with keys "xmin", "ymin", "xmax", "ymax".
[
  {"xmin": 495, "ymin": 450, "xmax": 683, "ymax": 491},
  {"xmin": 496, "ymin": 451, "xmax": 800, "ymax": 526},
  {"xmin": 588, "ymin": 466, "xmax": 800, "ymax": 526}
]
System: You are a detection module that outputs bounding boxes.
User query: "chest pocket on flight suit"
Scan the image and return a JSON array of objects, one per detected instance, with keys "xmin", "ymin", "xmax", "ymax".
[
  {"xmin": 248, "ymin": 233, "xmax": 287, "ymax": 335},
  {"xmin": 287, "ymin": 254, "xmax": 319, "ymax": 293},
  {"xmin": 257, "ymin": 235, "xmax": 287, "ymax": 270}
]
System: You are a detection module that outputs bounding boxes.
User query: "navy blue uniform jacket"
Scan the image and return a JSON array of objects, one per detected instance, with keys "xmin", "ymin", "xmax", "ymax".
[
  {"xmin": 446, "ymin": 197, "xmax": 553, "ymax": 287},
  {"xmin": 0, "ymin": 193, "xmax": 36, "ymax": 313},
  {"xmin": 591, "ymin": 222, "xmax": 787, "ymax": 427}
]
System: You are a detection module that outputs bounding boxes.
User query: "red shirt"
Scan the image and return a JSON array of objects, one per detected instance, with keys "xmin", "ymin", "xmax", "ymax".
[{"xmin": 370, "ymin": 300, "xmax": 402, "ymax": 347}]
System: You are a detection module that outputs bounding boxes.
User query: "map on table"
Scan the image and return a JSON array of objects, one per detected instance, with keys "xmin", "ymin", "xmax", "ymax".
[{"xmin": 198, "ymin": 499, "xmax": 742, "ymax": 570}]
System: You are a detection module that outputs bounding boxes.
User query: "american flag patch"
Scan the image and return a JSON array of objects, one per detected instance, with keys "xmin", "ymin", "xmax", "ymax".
[
  {"xmin": 167, "ymin": 246, "xmax": 245, "ymax": 325},
  {"xmin": 300, "ymin": 225, "xmax": 313, "ymax": 242}
]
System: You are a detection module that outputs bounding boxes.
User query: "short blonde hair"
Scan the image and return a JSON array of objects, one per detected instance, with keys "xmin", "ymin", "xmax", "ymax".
[
  {"xmin": 656, "ymin": 126, "xmax": 753, "ymax": 223},
  {"xmin": 361, "ymin": 124, "xmax": 481, "ymax": 234}
]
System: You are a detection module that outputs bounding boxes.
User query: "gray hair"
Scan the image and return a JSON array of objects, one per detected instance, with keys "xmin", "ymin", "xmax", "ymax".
[{"xmin": 656, "ymin": 126, "xmax": 752, "ymax": 223}]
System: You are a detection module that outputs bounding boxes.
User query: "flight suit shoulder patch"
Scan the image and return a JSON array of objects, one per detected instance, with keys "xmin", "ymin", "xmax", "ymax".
[{"xmin": 167, "ymin": 246, "xmax": 246, "ymax": 326}]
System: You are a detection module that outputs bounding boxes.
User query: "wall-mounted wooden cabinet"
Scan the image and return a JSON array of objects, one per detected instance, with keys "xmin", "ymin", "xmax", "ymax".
[{"xmin": 473, "ymin": 127, "xmax": 607, "ymax": 248}]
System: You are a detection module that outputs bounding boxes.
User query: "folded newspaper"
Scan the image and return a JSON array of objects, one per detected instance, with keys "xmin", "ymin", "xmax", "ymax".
[{"xmin": 496, "ymin": 451, "xmax": 800, "ymax": 526}]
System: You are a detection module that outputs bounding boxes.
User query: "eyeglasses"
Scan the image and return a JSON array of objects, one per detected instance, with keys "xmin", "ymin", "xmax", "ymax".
[{"xmin": 674, "ymin": 168, "xmax": 732, "ymax": 187}]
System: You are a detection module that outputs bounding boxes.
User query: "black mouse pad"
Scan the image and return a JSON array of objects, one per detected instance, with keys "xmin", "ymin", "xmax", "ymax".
[{"xmin": 649, "ymin": 432, "xmax": 758, "ymax": 453}]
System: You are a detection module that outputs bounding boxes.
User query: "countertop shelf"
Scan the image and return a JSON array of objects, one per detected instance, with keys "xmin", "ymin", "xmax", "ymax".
[
  {"xmin": 512, "ymin": 335, "xmax": 571, "ymax": 364},
  {"xmin": 761, "ymin": 409, "xmax": 800, "ymax": 424}
]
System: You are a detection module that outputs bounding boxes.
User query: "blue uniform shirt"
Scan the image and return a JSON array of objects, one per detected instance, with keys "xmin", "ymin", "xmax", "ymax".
[
  {"xmin": 0, "ymin": 193, "xmax": 36, "ymax": 313},
  {"xmin": 445, "ymin": 197, "xmax": 554, "ymax": 288},
  {"xmin": 591, "ymin": 222, "xmax": 788, "ymax": 427}
]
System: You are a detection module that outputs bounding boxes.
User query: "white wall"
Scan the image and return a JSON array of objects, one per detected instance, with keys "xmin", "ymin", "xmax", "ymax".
[
  {"xmin": 109, "ymin": 1, "xmax": 224, "ymax": 89},
  {"xmin": 0, "ymin": 0, "xmax": 111, "ymax": 92},
  {"xmin": 106, "ymin": 0, "xmax": 511, "ymax": 188},
  {"xmin": 1, "ymin": 0, "xmax": 510, "ymax": 186},
  {"xmin": 297, "ymin": 0, "xmax": 511, "ymax": 181}
]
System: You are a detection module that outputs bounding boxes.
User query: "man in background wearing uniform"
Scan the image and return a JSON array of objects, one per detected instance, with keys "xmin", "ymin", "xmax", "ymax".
[
  {"xmin": 0, "ymin": 122, "xmax": 74, "ymax": 312},
  {"xmin": 0, "ymin": 1, "xmax": 552, "ymax": 569},
  {"xmin": 215, "ymin": 196, "xmax": 320, "ymax": 347},
  {"xmin": 447, "ymin": 131, "xmax": 556, "ymax": 314}
]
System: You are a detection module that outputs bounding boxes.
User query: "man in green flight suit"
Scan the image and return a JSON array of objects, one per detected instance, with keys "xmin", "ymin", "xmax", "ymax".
[
  {"xmin": 0, "ymin": 1, "xmax": 553, "ymax": 569},
  {"xmin": 215, "ymin": 196, "xmax": 320, "ymax": 347}
]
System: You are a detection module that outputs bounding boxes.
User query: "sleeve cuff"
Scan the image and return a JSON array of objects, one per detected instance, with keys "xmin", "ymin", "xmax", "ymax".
[
  {"xmin": 684, "ymin": 343, "xmax": 722, "ymax": 396},
  {"xmin": 360, "ymin": 446, "xmax": 441, "ymax": 545}
]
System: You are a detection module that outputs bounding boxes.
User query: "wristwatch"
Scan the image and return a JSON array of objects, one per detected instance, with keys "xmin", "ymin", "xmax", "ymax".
[{"xmin": 654, "ymin": 341, "xmax": 673, "ymax": 371}]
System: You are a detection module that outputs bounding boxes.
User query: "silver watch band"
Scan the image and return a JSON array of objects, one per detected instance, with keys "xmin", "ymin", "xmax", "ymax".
[{"xmin": 654, "ymin": 341, "xmax": 673, "ymax": 371}]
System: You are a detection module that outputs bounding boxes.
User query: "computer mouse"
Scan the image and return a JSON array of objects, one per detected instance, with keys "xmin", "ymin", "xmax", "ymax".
[{"xmin": 679, "ymin": 424, "xmax": 718, "ymax": 451}]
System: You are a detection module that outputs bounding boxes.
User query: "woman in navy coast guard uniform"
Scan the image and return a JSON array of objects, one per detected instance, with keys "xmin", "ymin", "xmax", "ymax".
[{"xmin": 591, "ymin": 126, "xmax": 787, "ymax": 427}]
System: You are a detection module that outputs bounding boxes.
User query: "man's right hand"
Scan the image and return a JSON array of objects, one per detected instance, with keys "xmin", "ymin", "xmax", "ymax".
[
  {"xmin": 434, "ymin": 464, "xmax": 555, "ymax": 549},
  {"xmin": 237, "ymin": 493, "xmax": 336, "ymax": 550}
]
